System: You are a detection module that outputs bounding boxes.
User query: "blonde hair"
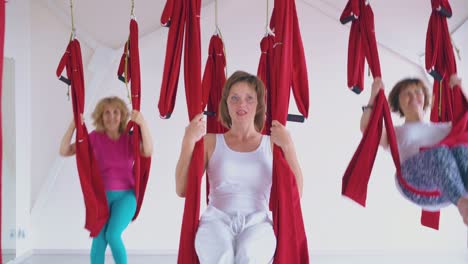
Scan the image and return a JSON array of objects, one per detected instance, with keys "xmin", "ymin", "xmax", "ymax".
[
  {"xmin": 388, "ymin": 78, "xmax": 430, "ymax": 117},
  {"xmin": 218, "ymin": 71, "xmax": 266, "ymax": 131},
  {"xmin": 92, "ymin": 96, "xmax": 129, "ymax": 133}
]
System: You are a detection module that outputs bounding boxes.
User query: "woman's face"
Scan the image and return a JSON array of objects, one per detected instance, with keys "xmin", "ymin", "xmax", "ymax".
[
  {"xmin": 398, "ymin": 84, "xmax": 425, "ymax": 117},
  {"xmin": 227, "ymin": 82, "xmax": 258, "ymax": 126},
  {"xmin": 102, "ymin": 103, "xmax": 122, "ymax": 133}
]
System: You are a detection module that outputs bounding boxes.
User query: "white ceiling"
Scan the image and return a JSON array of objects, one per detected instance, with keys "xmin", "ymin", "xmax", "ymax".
[
  {"xmin": 47, "ymin": 0, "xmax": 214, "ymax": 48},
  {"xmin": 44, "ymin": 0, "xmax": 467, "ymax": 64}
]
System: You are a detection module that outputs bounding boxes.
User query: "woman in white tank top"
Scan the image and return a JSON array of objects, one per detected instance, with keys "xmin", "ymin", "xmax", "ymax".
[
  {"xmin": 175, "ymin": 71, "xmax": 304, "ymax": 264},
  {"xmin": 360, "ymin": 74, "xmax": 468, "ymax": 225}
]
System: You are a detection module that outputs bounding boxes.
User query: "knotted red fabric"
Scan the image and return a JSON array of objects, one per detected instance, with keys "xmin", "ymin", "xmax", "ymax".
[
  {"xmin": 117, "ymin": 19, "xmax": 152, "ymax": 220},
  {"xmin": 340, "ymin": 0, "xmax": 381, "ymax": 94},
  {"xmin": 0, "ymin": 1, "xmax": 5, "ymax": 260},
  {"xmin": 268, "ymin": 0, "xmax": 309, "ymax": 262},
  {"xmin": 57, "ymin": 40, "xmax": 109, "ymax": 237},
  {"xmin": 159, "ymin": 0, "xmax": 204, "ymax": 262}
]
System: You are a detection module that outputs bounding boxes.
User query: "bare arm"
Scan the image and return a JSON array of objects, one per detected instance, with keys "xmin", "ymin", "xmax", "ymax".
[
  {"xmin": 175, "ymin": 113, "xmax": 207, "ymax": 197},
  {"xmin": 131, "ymin": 110, "xmax": 153, "ymax": 157},
  {"xmin": 270, "ymin": 120, "xmax": 303, "ymax": 197},
  {"xmin": 59, "ymin": 120, "xmax": 76, "ymax": 157},
  {"xmin": 360, "ymin": 77, "xmax": 389, "ymax": 148}
]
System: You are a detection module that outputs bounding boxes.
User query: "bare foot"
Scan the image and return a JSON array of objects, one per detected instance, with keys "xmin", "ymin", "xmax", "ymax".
[{"xmin": 456, "ymin": 196, "xmax": 468, "ymax": 225}]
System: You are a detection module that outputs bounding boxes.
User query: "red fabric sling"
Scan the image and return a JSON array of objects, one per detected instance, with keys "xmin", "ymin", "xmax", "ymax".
[
  {"xmin": 340, "ymin": 0, "xmax": 381, "ymax": 94},
  {"xmin": 202, "ymin": 35, "xmax": 227, "ymax": 134},
  {"xmin": 340, "ymin": 0, "xmax": 449, "ymax": 230},
  {"xmin": 268, "ymin": 0, "xmax": 309, "ymax": 263},
  {"xmin": 202, "ymin": 34, "xmax": 227, "ymax": 204},
  {"xmin": 0, "ymin": 1, "xmax": 5, "ymax": 260},
  {"xmin": 57, "ymin": 40, "xmax": 109, "ymax": 237},
  {"xmin": 117, "ymin": 19, "xmax": 152, "ymax": 220},
  {"xmin": 342, "ymin": 89, "xmax": 467, "ymax": 229},
  {"xmin": 424, "ymin": 0, "xmax": 467, "ymax": 226},
  {"xmin": 158, "ymin": 0, "xmax": 204, "ymax": 262},
  {"xmin": 158, "ymin": 0, "xmax": 186, "ymax": 118},
  {"xmin": 258, "ymin": 34, "xmax": 275, "ymax": 134}
]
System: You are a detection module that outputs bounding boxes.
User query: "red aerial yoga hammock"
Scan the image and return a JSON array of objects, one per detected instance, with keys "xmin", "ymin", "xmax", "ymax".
[
  {"xmin": 158, "ymin": 0, "xmax": 204, "ymax": 263},
  {"xmin": 426, "ymin": 0, "xmax": 467, "ymax": 123},
  {"xmin": 340, "ymin": 0, "xmax": 381, "ymax": 94},
  {"xmin": 202, "ymin": 34, "xmax": 227, "ymax": 204},
  {"xmin": 424, "ymin": 0, "xmax": 467, "ymax": 226},
  {"xmin": 56, "ymin": 19, "xmax": 150, "ymax": 237},
  {"xmin": 261, "ymin": 0, "xmax": 310, "ymax": 262},
  {"xmin": 202, "ymin": 35, "xmax": 227, "ymax": 134},
  {"xmin": 0, "ymin": 1, "xmax": 5, "ymax": 261},
  {"xmin": 56, "ymin": 39, "xmax": 109, "ymax": 237},
  {"xmin": 117, "ymin": 18, "xmax": 152, "ymax": 220},
  {"xmin": 341, "ymin": 0, "xmax": 468, "ymax": 230}
]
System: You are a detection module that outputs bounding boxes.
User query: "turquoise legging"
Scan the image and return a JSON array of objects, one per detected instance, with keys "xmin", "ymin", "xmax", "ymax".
[{"xmin": 90, "ymin": 190, "xmax": 136, "ymax": 264}]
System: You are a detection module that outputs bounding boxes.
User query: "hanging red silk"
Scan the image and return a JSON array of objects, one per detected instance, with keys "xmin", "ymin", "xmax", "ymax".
[
  {"xmin": 340, "ymin": 0, "xmax": 382, "ymax": 94},
  {"xmin": 117, "ymin": 19, "xmax": 152, "ymax": 220},
  {"xmin": 57, "ymin": 39, "xmax": 109, "ymax": 237}
]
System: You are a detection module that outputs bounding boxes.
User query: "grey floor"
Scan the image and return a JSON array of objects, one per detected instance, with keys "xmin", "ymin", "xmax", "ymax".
[{"xmin": 3, "ymin": 252, "xmax": 468, "ymax": 264}]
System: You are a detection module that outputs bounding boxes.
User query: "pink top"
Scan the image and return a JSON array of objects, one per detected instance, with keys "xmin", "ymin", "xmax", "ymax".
[{"xmin": 89, "ymin": 131, "xmax": 135, "ymax": 191}]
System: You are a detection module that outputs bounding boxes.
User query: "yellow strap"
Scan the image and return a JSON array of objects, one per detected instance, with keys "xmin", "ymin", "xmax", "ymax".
[
  {"xmin": 438, "ymin": 80, "xmax": 443, "ymax": 119},
  {"xmin": 124, "ymin": 40, "xmax": 131, "ymax": 101}
]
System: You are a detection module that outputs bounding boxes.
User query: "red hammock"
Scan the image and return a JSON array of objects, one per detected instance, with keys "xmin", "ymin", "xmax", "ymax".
[
  {"xmin": 340, "ymin": 0, "xmax": 381, "ymax": 94},
  {"xmin": 202, "ymin": 34, "xmax": 227, "ymax": 204},
  {"xmin": 158, "ymin": 0, "xmax": 205, "ymax": 263},
  {"xmin": 425, "ymin": 0, "xmax": 468, "ymax": 225},
  {"xmin": 0, "ymin": 1, "xmax": 5, "ymax": 261},
  {"xmin": 342, "ymin": 91, "xmax": 467, "ymax": 229},
  {"xmin": 57, "ymin": 39, "xmax": 109, "ymax": 237},
  {"xmin": 426, "ymin": 0, "xmax": 467, "ymax": 123},
  {"xmin": 266, "ymin": 0, "xmax": 310, "ymax": 262},
  {"xmin": 258, "ymin": 34, "xmax": 275, "ymax": 134},
  {"xmin": 117, "ymin": 18, "xmax": 152, "ymax": 220},
  {"xmin": 202, "ymin": 35, "xmax": 227, "ymax": 134},
  {"xmin": 158, "ymin": 0, "xmax": 186, "ymax": 119},
  {"xmin": 340, "ymin": 0, "xmax": 452, "ymax": 230}
]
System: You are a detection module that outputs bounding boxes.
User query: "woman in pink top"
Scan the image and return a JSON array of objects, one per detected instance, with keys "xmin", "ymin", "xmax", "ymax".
[{"xmin": 59, "ymin": 96, "xmax": 153, "ymax": 264}]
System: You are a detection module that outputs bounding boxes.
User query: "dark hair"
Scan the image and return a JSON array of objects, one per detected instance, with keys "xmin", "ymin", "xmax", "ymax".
[
  {"xmin": 388, "ymin": 78, "xmax": 430, "ymax": 117},
  {"xmin": 218, "ymin": 71, "xmax": 266, "ymax": 131}
]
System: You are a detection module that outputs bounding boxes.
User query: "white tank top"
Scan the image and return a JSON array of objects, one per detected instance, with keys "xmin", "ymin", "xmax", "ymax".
[
  {"xmin": 206, "ymin": 134, "xmax": 273, "ymax": 216},
  {"xmin": 394, "ymin": 121, "xmax": 451, "ymax": 163}
]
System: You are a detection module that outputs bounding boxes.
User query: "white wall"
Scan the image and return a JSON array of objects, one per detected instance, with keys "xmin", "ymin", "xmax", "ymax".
[
  {"xmin": 28, "ymin": 0, "xmax": 468, "ymax": 258},
  {"xmin": 2, "ymin": 58, "xmax": 16, "ymax": 250},
  {"xmin": 4, "ymin": 0, "xmax": 32, "ymax": 257}
]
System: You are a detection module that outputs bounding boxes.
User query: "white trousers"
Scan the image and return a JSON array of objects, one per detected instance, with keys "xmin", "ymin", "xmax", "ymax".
[{"xmin": 195, "ymin": 206, "xmax": 277, "ymax": 264}]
